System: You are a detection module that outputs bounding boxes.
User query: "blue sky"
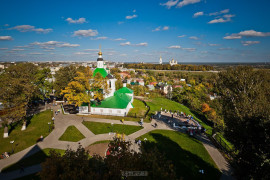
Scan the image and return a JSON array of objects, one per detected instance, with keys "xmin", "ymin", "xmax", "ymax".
[{"xmin": 0, "ymin": 0, "xmax": 270, "ymax": 63}]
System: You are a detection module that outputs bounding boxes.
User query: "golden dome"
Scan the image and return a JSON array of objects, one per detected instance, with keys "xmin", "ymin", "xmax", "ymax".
[{"xmin": 98, "ymin": 51, "xmax": 102, "ymax": 56}]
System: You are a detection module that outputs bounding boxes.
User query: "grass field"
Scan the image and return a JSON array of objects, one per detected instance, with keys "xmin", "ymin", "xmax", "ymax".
[
  {"xmin": 127, "ymin": 99, "xmax": 147, "ymax": 118},
  {"xmin": 59, "ymin": 125, "xmax": 85, "ymax": 142},
  {"xmin": 138, "ymin": 130, "xmax": 221, "ymax": 179},
  {"xmin": 2, "ymin": 148, "xmax": 65, "ymax": 173},
  {"xmin": 146, "ymin": 97, "xmax": 213, "ymax": 135},
  {"xmin": 0, "ymin": 110, "xmax": 52, "ymax": 154},
  {"xmin": 82, "ymin": 121, "xmax": 143, "ymax": 135}
]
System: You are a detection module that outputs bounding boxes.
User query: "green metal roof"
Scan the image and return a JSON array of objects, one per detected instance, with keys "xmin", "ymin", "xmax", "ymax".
[
  {"xmin": 92, "ymin": 93, "xmax": 132, "ymax": 109},
  {"xmin": 116, "ymin": 87, "xmax": 133, "ymax": 94},
  {"xmin": 93, "ymin": 68, "xmax": 108, "ymax": 78}
]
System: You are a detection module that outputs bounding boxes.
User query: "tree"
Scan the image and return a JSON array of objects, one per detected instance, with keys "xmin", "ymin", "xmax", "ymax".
[
  {"xmin": 0, "ymin": 63, "xmax": 49, "ymax": 133},
  {"xmin": 54, "ymin": 66, "xmax": 77, "ymax": 97},
  {"xmin": 61, "ymin": 67, "xmax": 92, "ymax": 112},
  {"xmin": 218, "ymin": 66, "xmax": 270, "ymax": 179},
  {"xmin": 39, "ymin": 138, "xmax": 176, "ymax": 180}
]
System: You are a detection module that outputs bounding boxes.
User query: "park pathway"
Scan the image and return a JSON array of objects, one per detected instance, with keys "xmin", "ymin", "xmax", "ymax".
[{"xmin": 0, "ymin": 105, "xmax": 233, "ymax": 180}]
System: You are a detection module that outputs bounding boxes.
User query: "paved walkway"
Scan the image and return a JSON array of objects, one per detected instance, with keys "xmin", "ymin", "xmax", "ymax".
[{"xmin": 0, "ymin": 105, "xmax": 233, "ymax": 180}]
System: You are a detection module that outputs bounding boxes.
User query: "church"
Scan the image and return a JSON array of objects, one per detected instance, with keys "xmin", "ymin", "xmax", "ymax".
[{"xmin": 79, "ymin": 48, "xmax": 134, "ymax": 116}]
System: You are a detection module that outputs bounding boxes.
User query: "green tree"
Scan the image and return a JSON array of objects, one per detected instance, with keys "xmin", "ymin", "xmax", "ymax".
[
  {"xmin": 39, "ymin": 138, "xmax": 176, "ymax": 180},
  {"xmin": 218, "ymin": 66, "xmax": 270, "ymax": 179},
  {"xmin": 54, "ymin": 66, "xmax": 77, "ymax": 97}
]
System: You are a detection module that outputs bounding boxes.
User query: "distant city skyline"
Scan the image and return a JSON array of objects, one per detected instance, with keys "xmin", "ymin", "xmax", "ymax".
[{"xmin": 0, "ymin": 0, "xmax": 270, "ymax": 62}]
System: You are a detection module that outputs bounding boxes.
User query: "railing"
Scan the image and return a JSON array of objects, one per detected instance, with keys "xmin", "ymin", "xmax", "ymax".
[{"xmin": 213, "ymin": 133, "xmax": 235, "ymax": 154}]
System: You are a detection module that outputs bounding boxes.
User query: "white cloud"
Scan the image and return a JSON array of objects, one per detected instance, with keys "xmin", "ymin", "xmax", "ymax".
[
  {"xmin": 241, "ymin": 41, "xmax": 260, "ymax": 46},
  {"xmin": 4, "ymin": 24, "xmax": 9, "ymax": 27},
  {"xmin": 135, "ymin": 42, "xmax": 148, "ymax": 46},
  {"xmin": 193, "ymin": 11, "xmax": 204, "ymax": 18},
  {"xmin": 152, "ymin": 26, "xmax": 169, "ymax": 32},
  {"xmin": 126, "ymin": 14, "xmax": 138, "ymax": 19},
  {"xmin": 0, "ymin": 48, "xmax": 8, "ymax": 50},
  {"xmin": 9, "ymin": 25, "xmax": 52, "ymax": 33},
  {"xmin": 178, "ymin": 35, "xmax": 186, "ymax": 38},
  {"xmin": 224, "ymin": 30, "xmax": 270, "ymax": 40},
  {"xmin": 74, "ymin": 52, "xmax": 92, "ymax": 55},
  {"xmin": 120, "ymin": 54, "xmax": 127, "ymax": 56},
  {"xmin": 177, "ymin": 0, "xmax": 201, "ymax": 8},
  {"xmin": 238, "ymin": 30, "xmax": 270, "ymax": 37},
  {"xmin": 120, "ymin": 42, "xmax": 131, "ymax": 46},
  {"xmin": 189, "ymin": 36, "xmax": 199, "ymax": 40},
  {"xmin": 92, "ymin": 36, "xmax": 108, "ymax": 40},
  {"xmin": 58, "ymin": 43, "xmax": 80, "ymax": 47},
  {"xmin": 208, "ymin": 43, "xmax": 219, "ymax": 46},
  {"xmin": 163, "ymin": 26, "xmax": 169, "ymax": 30},
  {"xmin": 118, "ymin": 21, "xmax": 124, "ymax": 25},
  {"xmin": 29, "ymin": 52, "xmax": 44, "ymax": 55},
  {"xmin": 0, "ymin": 36, "xmax": 13, "ymax": 40},
  {"xmin": 120, "ymin": 42, "xmax": 147, "ymax": 46},
  {"xmin": 168, "ymin": 45, "xmax": 181, "ymax": 49},
  {"xmin": 12, "ymin": 49, "xmax": 24, "ymax": 51},
  {"xmin": 66, "ymin": 17, "xmax": 87, "ymax": 24},
  {"xmin": 160, "ymin": 0, "xmax": 179, "ymax": 9},
  {"xmin": 113, "ymin": 38, "xmax": 126, "ymax": 41},
  {"xmin": 73, "ymin": 29, "xmax": 98, "ymax": 37},
  {"xmin": 133, "ymin": 9, "xmax": 136, "ymax": 13},
  {"xmin": 208, "ymin": 18, "xmax": 228, "ymax": 24},
  {"xmin": 209, "ymin": 9, "xmax": 229, "ymax": 16},
  {"xmin": 84, "ymin": 49, "xmax": 99, "ymax": 51},
  {"xmin": 152, "ymin": 26, "xmax": 161, "ymax": 32},
  {"xmin": 182, "ymin": 48, "xmax": 196, "ymax": 51},
  {"xmin": 31, "ymin": 41, "xmax": 79, "ymax": 48},
  {"xmin": 223, "ymin": 35, "xmax": 242, "ymax": 39},
  {"xmin": 208, "ymin": 14, "xmax": 235, "ymax": 24}
]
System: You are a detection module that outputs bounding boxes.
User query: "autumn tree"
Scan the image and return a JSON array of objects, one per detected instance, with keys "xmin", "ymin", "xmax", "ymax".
[
  {"xmin": 218, "ymin": 66, "xmax": 270, "ymax": 179},
  {"xmin": 61, "ymin": 67, "xmax": 92, "ymax": 112}
]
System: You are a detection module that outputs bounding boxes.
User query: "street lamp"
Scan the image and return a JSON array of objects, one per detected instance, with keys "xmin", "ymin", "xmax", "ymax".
[
  {"xmin": 10, "ymin": 140, "xmax": 15, "ymax": 154},
  {"xmin": 48, "ymin": 122, "xmax": 51, "ymax": 132}
]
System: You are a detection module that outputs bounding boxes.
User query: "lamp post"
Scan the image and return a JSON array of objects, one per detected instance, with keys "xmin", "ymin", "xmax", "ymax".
[
  {"xmin": 48, "ymin": 122, "xmax": 51, "ymax": 132},
  {"xmin": 10, "ymin": 140, "xmax": 15, "ymax": 154}
]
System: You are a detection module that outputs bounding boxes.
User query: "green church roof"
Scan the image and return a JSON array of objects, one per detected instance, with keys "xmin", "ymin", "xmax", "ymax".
[
  {"xmin": 92, "ymin": 93, "xmax": 132, "ymax": 109},
  {"xmin": 116, "ymin": 87, "xmax": 133, "ymax": 94},
  {"xmin": 93, "ymin": 68, "xmax": 108, "ymax": 78}
]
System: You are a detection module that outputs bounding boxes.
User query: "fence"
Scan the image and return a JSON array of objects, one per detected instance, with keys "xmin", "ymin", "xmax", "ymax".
[{"xmin": 213, "ymin": 133, "xmax": 235, "ymax": 154}]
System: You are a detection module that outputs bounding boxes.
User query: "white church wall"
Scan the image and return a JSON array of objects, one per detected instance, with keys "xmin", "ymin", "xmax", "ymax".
[{"xmin": 90, "ymin": 107, "xmax": 130, "ymax": 117}]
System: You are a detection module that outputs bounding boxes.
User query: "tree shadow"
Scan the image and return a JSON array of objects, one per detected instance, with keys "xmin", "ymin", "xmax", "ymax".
[
  {"xmin": 2, "ymin": 144, "xmax": 46, "ymax": 173},
  {"xmin": 141, "ymin": 133, "xmax": 221, "ymax": 180}
]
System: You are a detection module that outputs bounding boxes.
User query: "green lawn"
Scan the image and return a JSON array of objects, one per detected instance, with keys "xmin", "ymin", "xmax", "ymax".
[
  {"xmin": 59, "ymin": 125, "xmax": 85, "ymax": 142},
  {"xmin": 138, "ymin": 130, "xmax": 221, "ymax": 179},
  {"xmin": 82, "ymin": 121, "xmax": 143, "ymax": 135},
  {"xmin": 146, "ymin": 97, "xmax": 213, "ymax": 135},
  {"xmin": 2, "ymin": 148, "xmax": 65, "ymax": 173},
  {"xmin": 127, "ymin": 99, "xmax": 147, "ymax": 118},
  {"xmin": 0, "ymin": 110, "xmax": 53, "ymax": 154}
]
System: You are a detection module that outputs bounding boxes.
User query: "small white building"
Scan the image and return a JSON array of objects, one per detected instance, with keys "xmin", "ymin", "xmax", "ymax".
[{"xmin": 169, "ymin": 59, "xmax": 178, "ymax": 66}]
